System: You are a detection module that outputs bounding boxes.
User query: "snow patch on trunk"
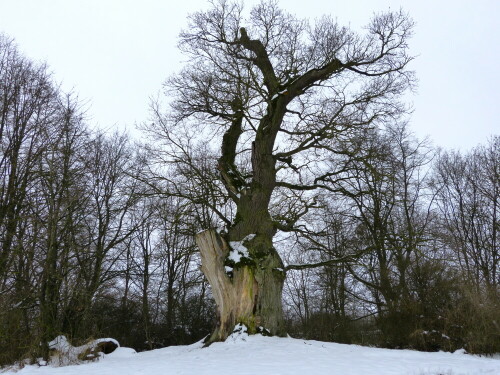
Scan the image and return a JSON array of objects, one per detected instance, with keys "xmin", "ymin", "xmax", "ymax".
[{"xmin": 228, "ymin": 234, "xmax": 256, "ymax": 263}]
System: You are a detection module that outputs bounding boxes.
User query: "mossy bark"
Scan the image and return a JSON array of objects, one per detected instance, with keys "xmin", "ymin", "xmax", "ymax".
[{"xmin": 196, "ymin": 229, "xmax": 286, "ymax": 344}]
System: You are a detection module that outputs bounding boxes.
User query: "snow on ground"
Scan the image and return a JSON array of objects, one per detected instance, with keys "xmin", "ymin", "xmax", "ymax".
[{"xmin": 3, "ymin": 332, "xmax": 499, "ymax": 375}]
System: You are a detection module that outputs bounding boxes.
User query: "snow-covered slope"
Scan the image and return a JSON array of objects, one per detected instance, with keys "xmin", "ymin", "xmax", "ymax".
[{"xmin": 4, "ymin": 332, "xmax": 499, "ymax": 375}]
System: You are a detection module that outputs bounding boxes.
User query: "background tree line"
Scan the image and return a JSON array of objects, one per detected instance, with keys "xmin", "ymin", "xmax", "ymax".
[
  {"xmin": 282, "ymin": 126, "xmax": 499, "ymax": 353},
  {"xmin": 0, "ymin": 10, "xmax": 498, "ymax": 366},
  {"xmin": 0, "ymin": 35, "xmax": 214, "ymax": 365}
]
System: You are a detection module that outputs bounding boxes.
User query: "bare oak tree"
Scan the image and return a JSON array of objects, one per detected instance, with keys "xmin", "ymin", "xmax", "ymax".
[{"xmin": 152, "ymin": 0, "xmax": 414, "ymax": 343}]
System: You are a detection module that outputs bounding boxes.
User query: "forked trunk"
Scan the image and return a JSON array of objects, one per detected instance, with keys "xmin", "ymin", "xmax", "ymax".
[{"xmin": 196, "ymin": 229, "xmax": 286, "ymax": 344}]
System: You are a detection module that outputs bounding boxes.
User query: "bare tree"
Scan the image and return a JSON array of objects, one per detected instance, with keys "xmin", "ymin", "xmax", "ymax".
[
  {"xmin": 432, "ymin": 136, "xmax": 499, "ymax": 292},
  {"xmin": 62, "ymin": 131, "xmax": 141, "ymax": 339},
  {"xmin": 0, "ymin": 34, "xmax": 57, "ymax": 287},
  {"xmin": 149, "ymin": 0, "xmax": 415, "ymax": 343},
  {"xmin": 0, "ymin": 35, "xmax": 65, "ymax": 362},
  {"xmin": 38, "ymin": 94, "xmax": 89, "ymax": 358}
]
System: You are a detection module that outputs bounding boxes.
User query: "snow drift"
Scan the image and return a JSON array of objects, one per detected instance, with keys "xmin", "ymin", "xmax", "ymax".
[{"xmin": 3, "ymin": 331, "xmax": 499, "ymax": 375}]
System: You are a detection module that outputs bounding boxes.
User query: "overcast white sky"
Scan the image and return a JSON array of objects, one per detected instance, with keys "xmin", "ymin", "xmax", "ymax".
[{"xmin": 0, "ymin": 0, "xmax": 498, "ymax": 150}]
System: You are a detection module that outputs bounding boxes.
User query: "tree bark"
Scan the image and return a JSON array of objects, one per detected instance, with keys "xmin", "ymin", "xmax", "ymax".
[{"xmin": 196, "ymin": 229, "xmax": 285, "ymax": 344}]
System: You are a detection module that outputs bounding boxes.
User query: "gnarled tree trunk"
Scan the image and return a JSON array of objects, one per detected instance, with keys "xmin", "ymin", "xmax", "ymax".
[{"xmin": 196, "ymin": 229, "xmax": 286, "ymax": 344}]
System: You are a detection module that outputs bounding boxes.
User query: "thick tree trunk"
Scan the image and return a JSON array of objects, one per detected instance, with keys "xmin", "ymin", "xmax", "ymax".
[{"xmin": 196, "ymin": 230, "xmax": 286, "ymax": 344}]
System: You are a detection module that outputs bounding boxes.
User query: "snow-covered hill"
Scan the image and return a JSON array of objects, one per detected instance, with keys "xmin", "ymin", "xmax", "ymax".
[{"xmin": 3, "ymin": 331, "xmax": 499, "ymax": 375}]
